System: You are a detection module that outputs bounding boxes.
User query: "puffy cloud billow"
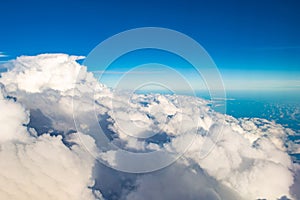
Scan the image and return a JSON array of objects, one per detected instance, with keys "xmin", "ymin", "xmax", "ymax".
[
  {"xmin": 0, "ymin": 54, "xmax": 299, "ymax": 200},
  {"xmin": 0, "ymin": 84, "xmax": 99, "ymax": 200}
]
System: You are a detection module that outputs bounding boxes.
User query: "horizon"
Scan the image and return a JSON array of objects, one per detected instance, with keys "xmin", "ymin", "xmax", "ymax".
[{"xmin": 1, "ymin": 0, "xmax": 300, "ymax": 92}]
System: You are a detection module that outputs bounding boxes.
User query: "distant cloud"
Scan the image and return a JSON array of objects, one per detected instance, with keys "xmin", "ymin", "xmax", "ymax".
[
  {"xmin": 0, "ymin": 52, "xmax": 8, "ymax": 58},
  {"xmin": 92, "ymin": 69, "xmax": 165, "ymax": 75}
]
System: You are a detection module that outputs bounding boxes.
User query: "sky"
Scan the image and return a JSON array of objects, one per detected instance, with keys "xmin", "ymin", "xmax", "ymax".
[{"xmin": 0, "ymin": 0, "xmax": 300, "ymax": 91}]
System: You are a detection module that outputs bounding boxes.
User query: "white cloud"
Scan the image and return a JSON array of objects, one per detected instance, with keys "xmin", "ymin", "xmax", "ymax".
[
  {"xmin": 0, "ymin": 81, "xmax": 100, "ymax": 200},
  {"xmin": 0, "ymin": 53, "xmax": 298, "ymax": 200},
  {"xmin": 125, "ymin": 161, "xmax": 241, "ymax": 200},
  {"xmin": 0, "ymin": 52, "xmax": 8, "ymax": 58},
  {"xmin": 0, "ymin": 134, "xmax": 97, "ymax": 200},
  {"xmin": 0, "ymin": 85, "xmax": 30, "ymax": 142},
  {"xmin": 0, "ymin": 54, "xmax": 86, "ymax": 93}
]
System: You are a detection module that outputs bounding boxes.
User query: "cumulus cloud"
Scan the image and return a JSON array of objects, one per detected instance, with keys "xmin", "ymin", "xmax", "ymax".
[
  {"xmin": 0, "ymin": 54, "xmax": 85, "ymax": 93},
  {"xmin": 0, "ymin": 53, "xmax": 299, "ymax": 200},
  {"xmin": 99, "ymin": 95, "xmax": 297, "ymax": 199},
  {"xmin": 0, "ymin": 69, "xmax": 100, "ymax": 199},
  {"xmin": 0, "ymin": 84, "xmax": 30, "ymax": 142},
  {"xmin": 125, "ymin": 161, "xmax": 241, "ymax": 200},
  {"xmin": 0, "ymin": 134, "xmax": 97, "ymax": 200}
]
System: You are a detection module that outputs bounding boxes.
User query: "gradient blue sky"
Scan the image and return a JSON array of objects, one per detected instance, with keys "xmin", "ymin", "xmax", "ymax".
[{"xmin": 0, "ymin": 0, "xmax": 300, "ymax": 91}]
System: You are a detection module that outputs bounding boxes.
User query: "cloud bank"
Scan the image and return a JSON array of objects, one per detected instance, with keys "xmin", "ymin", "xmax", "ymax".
[{"xmin": 0, "ymin": 54, "xmax": 299, "ymax": 200}]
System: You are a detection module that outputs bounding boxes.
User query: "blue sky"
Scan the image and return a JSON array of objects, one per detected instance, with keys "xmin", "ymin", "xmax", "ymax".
[{"xmin": 0, "ymin": 0, "xmax": 300, "ymax": 91}]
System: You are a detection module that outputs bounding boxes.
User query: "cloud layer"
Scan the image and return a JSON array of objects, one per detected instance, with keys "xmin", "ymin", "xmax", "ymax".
[{"xmin": 0, "ymin": 54, "xmax": 299, "ymax": 200}]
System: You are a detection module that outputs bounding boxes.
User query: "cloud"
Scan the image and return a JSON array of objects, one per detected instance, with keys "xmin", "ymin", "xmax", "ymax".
[
  {"xmin": 100, "ymin": 97, "xmax": 296, "ymax": 199},
  {"xmin": 125, "ymin": 161, "xmax": 241, "ymax": 200},
  {"xmin": 0, "ymin": 84, "xmax": 29, "ymax": 142},
  {"xmin": 0, "ymin": 53, "xmax": 298, "ymax": 200},
  {"xmin": 0, "ymin": 80, "xmax": 100, "ymax": 199},
  {"xmin": 0, "ymin": 54, "xmax": 86, "ymax": 93},
  {"xmin": 92, "ymin": 69, "xmax": 164, "ymax": 75},
  {"xmin": 0, "ymin": 134, "xmax": 97, "ymax": 200},
  {"xmin": 0, "ymin": 52, "xmax": 8, "ymax": 58}
]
